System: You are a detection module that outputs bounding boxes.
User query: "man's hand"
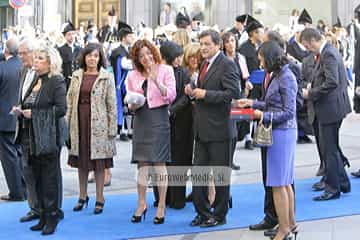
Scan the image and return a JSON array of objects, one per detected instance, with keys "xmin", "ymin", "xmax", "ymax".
[
  {"xmin": 235, "ymin": 98, "xmax": 253, "ymax": 108},
  {"xmin": 192, "ymin": 88, "xmax": 206, "ymax": 99},
  {"xmin": 22, "ymin": 109, "xmax": 32, "ymax": 119}
]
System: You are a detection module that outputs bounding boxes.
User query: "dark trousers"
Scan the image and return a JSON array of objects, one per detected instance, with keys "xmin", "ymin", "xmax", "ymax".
[
  {"xmin": 0, "ymin": 131, "xmax": 26, "ymax": 199},
  {"xmin": 318, "ymin": 120, "xmax": 350, "ymax": 193},
  {"xmin": 313, "ymin": 118, "xmax": 324, "ymax": 172},
  {"xmin": 20, "ymin": 134, "xmax": 63, "ymax": 214},
  {"xmin": 192, "ymin": 140, "xmax": 231, "ymax": 221},
  {"xmin": 31, "ymin": 150, "xmax": 61, "ymax": 216}
]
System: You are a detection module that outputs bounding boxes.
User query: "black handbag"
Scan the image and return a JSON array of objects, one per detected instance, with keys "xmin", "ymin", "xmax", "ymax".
[{"xmin": 253, "ymin": 112, "xmax": 273, "ymax": 147}]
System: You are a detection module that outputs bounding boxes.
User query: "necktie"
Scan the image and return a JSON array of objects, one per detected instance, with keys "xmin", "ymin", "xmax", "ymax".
[
  {"xmin": 264, "ymin": 72, "xmax": 271, "ymax": 90},
  {"xmin": 315, "ymin": 53, "xmax": 320, "ymax": 63},
  {"xmin": 199, "ymin": 61, "xmax": 209, "ymax": 87}
]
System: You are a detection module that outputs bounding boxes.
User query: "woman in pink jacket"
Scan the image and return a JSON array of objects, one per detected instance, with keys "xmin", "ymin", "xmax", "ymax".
[{"xmin": 126, "ymin": 39, "xmax": 176, "ymax": 224}]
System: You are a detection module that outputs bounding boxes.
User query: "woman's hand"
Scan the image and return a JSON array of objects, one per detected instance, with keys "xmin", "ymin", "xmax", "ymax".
[
  {"xmin": 22, "ymin": 109, "xmax": 32, "ymax": 119},
  {"xmin": 253, "ymin": 110, "xmax": 263, "ymax": 120},
  {"xmin": 128, "ymin": 104, "xmax": 141, "ymax": 111},
  {"xmin": 235, "ymin": 99, "xmax": 253, "ymax": 108},
  {"xmin": 10, "ymin": 106, "xmax": 23, "ymax": 117}
]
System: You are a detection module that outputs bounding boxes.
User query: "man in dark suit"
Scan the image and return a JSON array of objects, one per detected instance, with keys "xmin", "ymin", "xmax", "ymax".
[
  {"xmin": 57, "ymin": 21, "xmax": 81, "ymax": 90},
  {"xmin": 0, "ymin": 38, "xmax": 26, "ymax": 202},
  {"xmin": 185, "ymin": 29, "xmax": 239, "ymax": 227},
  {"xmin": 301, "ymin": 28, "xmax": 352, "ymax": 201}
]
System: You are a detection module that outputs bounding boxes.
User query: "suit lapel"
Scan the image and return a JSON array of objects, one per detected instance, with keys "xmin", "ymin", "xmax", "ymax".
[
  {"xmin": 22, "ymin": 72, "xmax": 38, "ymax": 104},
  {"xmin": 202, "ymin": 53, "xmax": 222, "ymax": 87}
]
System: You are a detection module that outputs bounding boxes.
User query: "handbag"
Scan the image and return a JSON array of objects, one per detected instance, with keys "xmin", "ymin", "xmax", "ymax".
[{"xmin": 253, "ymin": 112, "xmax": 273, "ymax": 147}]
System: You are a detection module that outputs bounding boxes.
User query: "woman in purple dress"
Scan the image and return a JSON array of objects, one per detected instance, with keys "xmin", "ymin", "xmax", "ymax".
[{"xmin": 237, "ymin": 41, "xmax": 298, "ymax": 240}]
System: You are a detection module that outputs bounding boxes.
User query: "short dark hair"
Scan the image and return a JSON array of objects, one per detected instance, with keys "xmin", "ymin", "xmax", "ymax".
[
  {"xmin": 199, "ymin": 29, "xmax": 221, "ymax": 45},
  {"xmin": 258, "ymin": 41, "xmax": 288, "ymax": 73},
  {"xmin": 265, "ymin": 31, "xmax": 285, "ymax": 50},
  {"xmin": 165, "ymin": 2, "xmax": 171, "ymax": 8},
  {"xmin": 78, "ymin": 43, "xmax": 107, "ymax": 71},
  {"xmin": 299, "ymin": 28, "xmax": 322, "ymax": 43}
]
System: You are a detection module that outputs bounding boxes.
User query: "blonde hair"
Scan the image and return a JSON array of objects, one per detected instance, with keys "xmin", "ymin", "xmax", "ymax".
[
  {"xmin": 172, "ymin": 29, "xmax": 191, "ymax": 48},
  {"xmin": 183, "ymin": 43, "xmax": 201, "ymax": 69},
  {"xmin": 34, "ymin": 43, "xmax": 63, "ymax": 77}
]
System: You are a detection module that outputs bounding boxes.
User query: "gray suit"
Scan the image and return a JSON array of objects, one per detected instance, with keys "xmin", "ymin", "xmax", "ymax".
[{"xmin": 308, "ymin": 43, "xmax": 351, "ymax": 193}]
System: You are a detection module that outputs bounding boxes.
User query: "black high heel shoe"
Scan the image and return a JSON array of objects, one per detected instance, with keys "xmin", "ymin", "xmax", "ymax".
[
  {"xmin": 228, "ymin": 196, "xmax": 233, "ymax": 209},
  {"xmin": 94, "ymin": 201, "xmax": 105, "ymax": 214},
  {"xmin": 131, "ymin": 207, "xmax": 147, "ymax": 223},
  {"xmin": 73, "ymin": 196, "xmax": 89, "ymax": 212},
  {"xmin": 153, "ymin": 207, "xmax": 165, "ymax": 224}
]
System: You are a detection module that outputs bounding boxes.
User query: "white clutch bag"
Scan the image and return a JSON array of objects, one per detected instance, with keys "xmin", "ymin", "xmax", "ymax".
[{"xmin": 124, "ymin": 91, "xmax": 146, "ymax": 107}]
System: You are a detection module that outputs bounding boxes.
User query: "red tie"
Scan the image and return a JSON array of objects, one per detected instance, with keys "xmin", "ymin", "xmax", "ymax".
[
  {"xmin": 315, "ymin": 53, "xmax": 320, "ymax": 63},
  {"xmin": 264, "ymin": 72, "xmax": 271, "ymax": 90},
  {"xmin": 199, "ymin": 61, "xmax": 209, "ymax": 87}
]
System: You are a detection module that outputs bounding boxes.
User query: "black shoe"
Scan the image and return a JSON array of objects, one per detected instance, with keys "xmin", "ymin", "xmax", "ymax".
[
  {"xmin": 20, "ymin": 211, "xmax": 39, "ymax": 222},
  {"xmin": 185, "ymin": 192, "xmax": 193, "ymax": 202},
  {"xmin": 30, "ymin": 218, "xmax": 46, "ymax": 231},
  {"xmin": 73, "ymin": 196, "xmax": 89, "ymax": 211},
  {"xmin": 0, "ymin": 194, "xmax": 25, "ymax": 202},
  {"xmin": 264, "ymin": 226, "xmax": 279, "ymax": 237},
  {"xmin": 312, "ymin": 181, "xmax": 326, "ymax": 191},
  {"xmin": 153, "ymin": 216, "xmax": 165, "ymax": 224},
  {"xmin": 119, "ymin": 134, "xmax": 129, "ymax": 141},
  {"xmin": 41, "ymin": 213, "xmax": 59, "ymax": 235},
  {"xmin": 57, "ymin": 209, "xmax": 64, "ymax": 220},
  {"xmin": 249, "ymin": 219, "xmax": 277, "ymax": 230},
  {"xmin": 231, "ymin": 163, "xmax": 240, "ymax": 171},
  {"xmin": 200, "ymin": 218, "xmax": 226, "ymax": 228},
  {"xmin": 351, "ymin": 170, "xmax": 360, "ymax": 178},
  {"xmin": 127, "ymin": 134, "xmax": 133, "ymax": 140},
  {"xmin": 131, "ymin": 207, "xmax": 147, "ymax": 223},
  {"xmin": 190, "ymin": 215, "xmax": 204, "ymax": 227},
  {"xmin": 340, "ymin": 184, "xmax": 351, "ymax": 194},
  {"xmin": 94, "ymin": 201, "xmax": 105, "ymax": 214},
  {"xmin": 297, "ymin": 135, "xmax": 312, "ymax": 144},
  {"xmin": 244, "ymin": 140, "xmax": 254, "ymax": 150},
  {"xmin": 313, "ymin": 191, "xmax": 340, "ymax": 201}
]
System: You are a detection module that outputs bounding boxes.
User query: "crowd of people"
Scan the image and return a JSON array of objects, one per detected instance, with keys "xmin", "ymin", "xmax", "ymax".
[{"xmin": 0, "ymin": 3, "xmax": 360, "ymax": 240}]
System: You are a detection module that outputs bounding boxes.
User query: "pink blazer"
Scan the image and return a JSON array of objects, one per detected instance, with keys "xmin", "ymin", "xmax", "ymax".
[{"xmin": 126, "ymin": 64, "xmax": 176, "ymax": 109}]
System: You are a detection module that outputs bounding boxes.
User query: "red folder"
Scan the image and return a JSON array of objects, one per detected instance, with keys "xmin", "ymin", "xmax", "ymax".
[{"xmin": 230, "ymin": 108, "xmax": 254, "ymax": 121}]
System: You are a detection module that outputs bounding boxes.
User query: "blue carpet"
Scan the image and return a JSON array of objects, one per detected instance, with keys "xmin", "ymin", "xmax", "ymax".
[{"xmin": 0, "ymin": 177, "xmax": 359, "ymax": 240}]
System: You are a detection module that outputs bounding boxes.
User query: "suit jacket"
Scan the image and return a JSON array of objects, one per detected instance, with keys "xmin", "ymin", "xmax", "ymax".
[
  {"xmin": 193, "ymin": 52, "xmax": 240, "ymax": 142},
  {"xmin": 308, "ymin": 43, "xmax": 352, "ymax": 124},
  {"xmin": 253, "ymin": 64, "xmax": 297, "ymax": 129},
  {"xmin": 286, "ymin": 41, "xmax": 309, "ymax": 62},
  {"xmin": 239, "ymin": 40, "xmax": 260, "ymax": 73},
  {"xmin": 0, "ymin": 56, "xmax": 22, "ymax": 131},
  {"xmin": 57, "ymin": 43, "xmax": 81, "ymax": 87}
]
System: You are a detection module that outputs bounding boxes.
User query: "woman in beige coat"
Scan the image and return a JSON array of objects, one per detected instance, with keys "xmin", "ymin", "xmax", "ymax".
[{"xmin": 67, "ymin": 43, "xmax": 117, "ymax": 214}]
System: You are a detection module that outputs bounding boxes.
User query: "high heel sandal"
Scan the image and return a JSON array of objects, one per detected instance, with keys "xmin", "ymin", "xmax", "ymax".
[
  {"xmin": 131, "ymin": 207, "xmax": 147, "ymax": 223},
  {"xmin": 94, "ymin": 201, "xmax": 105, "ymax": 214},
  {"xmin": 73, "ymin": 196, "xmax": 89, "ymax": 212},
  {"xmin": 270, "ymin": 230, "xmax": 295, "ymax": 240},
  {"xmin": 228, "ymin": 196, "xmax": 233, "ymax": 209},
  {"xmin": 268, "ymin": 225, "xmax": 298, "ymax": 239},
  {"xmin": 291, "ymin": 225, "xmax": 299, "ymax": 240},
  {"xmin": 153, "ymin": 207, "xmax": 165, "ymax": 224}
]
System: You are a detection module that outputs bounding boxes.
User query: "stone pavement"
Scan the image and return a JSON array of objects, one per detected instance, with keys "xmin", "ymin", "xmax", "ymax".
[{"xmin": 0, "ymin": 113, "xmax": 359, "ymax": 240}]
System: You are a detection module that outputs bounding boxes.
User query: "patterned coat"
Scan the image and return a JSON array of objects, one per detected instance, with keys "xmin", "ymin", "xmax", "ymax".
[{"xmin": 66, "ymin": 67, "xmax": 117, "ymax": 159}]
